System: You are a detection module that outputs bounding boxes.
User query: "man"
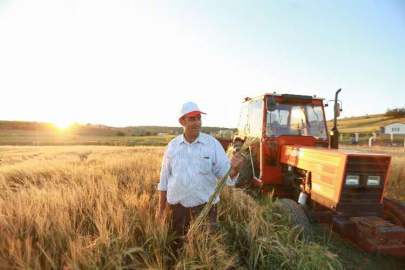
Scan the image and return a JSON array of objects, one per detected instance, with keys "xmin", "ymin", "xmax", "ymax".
[{"xmin": 156, "ymin": 101, "xmax": 244, "ymax": 241}]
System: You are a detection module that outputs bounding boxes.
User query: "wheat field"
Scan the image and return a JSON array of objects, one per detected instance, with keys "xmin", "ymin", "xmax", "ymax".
[
  {"xmin": 1, "ymin": 145, "xmax": 404, "ymax": 269},
  {"xmin": 0, "ymin": 146, "xmax": 346, "ymax": 269}
]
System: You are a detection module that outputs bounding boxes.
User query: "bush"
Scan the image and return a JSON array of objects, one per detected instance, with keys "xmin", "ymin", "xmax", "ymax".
[
  {"xmin": 385, "ymin": 108, "xmax": 405, "ymax": 118},
  {"xmin": 117, "ymin": 131, "xmax": 125, "ymax": 136}
]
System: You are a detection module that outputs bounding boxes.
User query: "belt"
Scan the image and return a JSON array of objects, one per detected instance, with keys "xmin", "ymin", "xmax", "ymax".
[{"xmin": 170, "ymin": 203, "xmax": 215, "ymax": 214}]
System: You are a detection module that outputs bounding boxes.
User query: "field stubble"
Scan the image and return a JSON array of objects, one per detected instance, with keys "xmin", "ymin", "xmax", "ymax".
[{"xmin": 0, "ymin": 145, "xmax": 403, "ymax": 269}]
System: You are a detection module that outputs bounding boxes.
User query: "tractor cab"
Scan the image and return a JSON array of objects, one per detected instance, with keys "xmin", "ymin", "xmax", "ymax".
[
  {"xmin": 233, "ymin": 94, "xmax": 329, "ymax": 190},
  {"xmin": 265, "ymin": 98, "xmax": 328, "ymax": 140},
  {"xmin": 238, "ymin": 94, "xmax": 328, "ymax": 141}
]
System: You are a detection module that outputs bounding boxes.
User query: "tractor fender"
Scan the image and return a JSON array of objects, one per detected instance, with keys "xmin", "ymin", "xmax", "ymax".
[{"xmin": 383, "ymin": 197, "xmax": 405, "ymax": 230}]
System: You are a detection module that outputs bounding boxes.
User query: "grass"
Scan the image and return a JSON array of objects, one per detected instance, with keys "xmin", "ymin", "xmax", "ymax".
[
  {"xmin": 0, "ymin": 146, "xmax": 344, "ymax": 269},
  {"xmin": 311, "ymin": 223, "xmax": 405, "ymax": 270}
]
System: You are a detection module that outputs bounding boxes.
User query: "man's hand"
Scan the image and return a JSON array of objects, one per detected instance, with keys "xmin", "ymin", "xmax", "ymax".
[
  {"xmin": 156, "ymin": 208, "xmax": 166, "ymax": 224},
  {"xmin": 230, "ymin": 153, "xmax": 244, "ymax": 174},
  {"xmin": 156, "ymin": 190, "xmax": 167, "ymax": 224}
]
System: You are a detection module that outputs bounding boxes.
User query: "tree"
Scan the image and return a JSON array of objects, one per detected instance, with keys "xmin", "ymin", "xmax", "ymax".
[
  {"xmin": 385, "ymin": 108, "xmax": 405, "ymax": 118},
  {"xmin": 117, "ymin": 131, "xmax": 125, "ymax": 136}
]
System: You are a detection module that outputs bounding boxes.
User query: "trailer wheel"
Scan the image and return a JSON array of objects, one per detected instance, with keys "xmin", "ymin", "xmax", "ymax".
[
  {"xmin": 274, "ymin": 198, "xmax": 313, "ymax": 242},
  {"xmin": 227, "ymin": 141, "xmax": 253, "ymax": 189}
]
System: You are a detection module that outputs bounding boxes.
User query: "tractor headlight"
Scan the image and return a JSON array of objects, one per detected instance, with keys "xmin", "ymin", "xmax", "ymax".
[
  {"xmin": 367, "ymin": 176, "xmax": 381, "ymax": 186},
  {"xmin": 345, "ymin": 175, "xmax": 360, "ymax": 186}
]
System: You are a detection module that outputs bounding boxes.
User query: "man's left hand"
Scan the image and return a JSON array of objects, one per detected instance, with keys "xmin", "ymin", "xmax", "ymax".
[{"xmin": 230, "ymin": 153, "xmax": 244, "ymax": 173}]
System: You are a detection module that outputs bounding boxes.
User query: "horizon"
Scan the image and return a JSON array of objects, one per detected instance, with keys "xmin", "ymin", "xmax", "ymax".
[
  {"xmin": 1, "ymin": 0, "xmax": 404, "ymax": 128},
  {"xmin": 2, "ymin": 111, "xmax": 400, "ymax": 130}
]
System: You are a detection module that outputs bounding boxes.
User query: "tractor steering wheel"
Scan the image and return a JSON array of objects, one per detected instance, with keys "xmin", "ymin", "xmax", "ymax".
[{"xmin": 271, "ymin": 121, "xmax": 279, "ymax": 135}]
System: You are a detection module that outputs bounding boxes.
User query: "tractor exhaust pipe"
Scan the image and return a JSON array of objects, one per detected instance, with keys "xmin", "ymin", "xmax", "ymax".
[{"xmin": 329, "ymin": 89, "xmax": 341, "ymax": 149}]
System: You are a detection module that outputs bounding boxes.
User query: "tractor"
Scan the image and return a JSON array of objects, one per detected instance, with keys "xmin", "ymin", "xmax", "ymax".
[{"xmin": 219, "ymin": 89, "xmax": 405, "ymax": 256}]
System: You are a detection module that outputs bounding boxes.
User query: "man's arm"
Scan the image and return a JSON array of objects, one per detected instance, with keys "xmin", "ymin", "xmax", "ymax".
[
  {"xmin": 213, "ymin": 139, "xmax": 243, "ymax": 185},
  {"xmin": 156, "ymin": 190, "xmax": 167, "ymax": 221},
  {"xmin": 156, "ymin": 145, "xmax": 171, "ymax": 222}
]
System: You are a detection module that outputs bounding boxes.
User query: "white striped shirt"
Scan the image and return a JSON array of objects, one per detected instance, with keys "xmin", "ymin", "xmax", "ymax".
[{"xmin": 158, "ymin": 133, "xmax": 238, "ymax": 207}]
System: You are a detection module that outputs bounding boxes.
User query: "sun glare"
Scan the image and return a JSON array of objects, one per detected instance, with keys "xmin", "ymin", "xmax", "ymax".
[
  {"xmin": 291, "ymin": 107, "xmax": 304, "ymax": 121},
  {"xmin": 54, "ymin": 121, "xmax": 73, "ymax": 130}
]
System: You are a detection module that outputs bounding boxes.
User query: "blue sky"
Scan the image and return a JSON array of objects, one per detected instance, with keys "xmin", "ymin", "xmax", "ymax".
[{"xmin": 0, "ymin": 0, "xmax": 404, "ymax": 128}]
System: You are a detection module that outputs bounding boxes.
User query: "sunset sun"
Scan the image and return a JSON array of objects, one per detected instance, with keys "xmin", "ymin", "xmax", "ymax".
[{"xmin": 54, "ymin": 121, "xmax": 73, "ymax": 130}]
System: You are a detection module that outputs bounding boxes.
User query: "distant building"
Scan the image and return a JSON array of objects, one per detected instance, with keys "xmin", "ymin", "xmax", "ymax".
[
  {"xmin": 157, "ymin": 133, "xmax": 166, "ymax": 136},
  {"xmin": 380, "ymin": 122, "xmax": 405, "ymax": 135},
  {"xmin": 219, "ymin": 130, "xmax": 234, "ymax": 139}
]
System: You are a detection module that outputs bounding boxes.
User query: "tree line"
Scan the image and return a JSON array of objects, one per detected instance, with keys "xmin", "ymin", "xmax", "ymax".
[{"xmin": 385, "ymin": 108, "xmax": 405, "ymax": 118}]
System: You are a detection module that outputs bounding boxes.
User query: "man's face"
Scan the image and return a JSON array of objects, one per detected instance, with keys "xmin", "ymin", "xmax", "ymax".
[{"xmin": 180, "ymin": 114, "xmax": 202, "ymax": 138}]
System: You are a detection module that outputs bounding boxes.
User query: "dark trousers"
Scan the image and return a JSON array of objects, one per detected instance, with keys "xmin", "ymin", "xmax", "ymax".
[{"xmin": 169, "ymin": 203, "xmax": 217, "ymax": 255}]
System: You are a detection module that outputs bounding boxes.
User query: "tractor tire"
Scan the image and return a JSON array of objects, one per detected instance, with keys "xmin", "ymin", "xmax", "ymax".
[
  {"xmin": 383, "ymin": 197, "xmax": 405, "ymax": 243},
  {"xmin": 274, "ymin": 198, "xmax": 313, "ymax": 242},
  {"xmin": 227, "ymin": 141, "xmax": 253, "ymax": 190}
]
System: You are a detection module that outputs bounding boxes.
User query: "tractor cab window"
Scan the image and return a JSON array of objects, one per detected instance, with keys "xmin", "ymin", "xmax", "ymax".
[
  {"xmin": 266, "ymin": 108, "xmax": 289, "ymax": 136},
  {"xmin": 307, "ymin": 105, "xmax": 327, "ymax": 139},
  {"xmin": 237, "ymin": 102, "xmax": 249, "ymax": 136},
  {"xmin": 266, "ymin": 102, "xmax": 328, "ymax": 140},
  {"xmin": 248, "ymin": 99, "xmax": 264, "ymax": 137},
  {"xmin": 290, "ymin": 106, "xmax": 307, "ymax": 135}
]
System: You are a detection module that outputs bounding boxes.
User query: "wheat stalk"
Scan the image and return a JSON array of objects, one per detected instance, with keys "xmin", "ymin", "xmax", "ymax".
[{"xmin": 187, "ymin": 137, "xmax": 259, "ymax": 237}]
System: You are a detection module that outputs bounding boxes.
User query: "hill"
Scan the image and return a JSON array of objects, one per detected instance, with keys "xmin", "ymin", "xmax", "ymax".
[
  {"xmin": 0, "ymin": 120, "xmax": 235, "ymax": 146},
  {"xmin": 327, "ymin": 114, "xmax": 405, "ymax": 145},
  {"xmin": 0, "ymin": 120, "xmax": 234, "ymax": 136},
  {"xmin": 327, "ymin": 114, "xmax": 405, "ymax": 133},
  {"xmin": 2, "ymin": 115, "xmax": 404, "ymax": 146}
]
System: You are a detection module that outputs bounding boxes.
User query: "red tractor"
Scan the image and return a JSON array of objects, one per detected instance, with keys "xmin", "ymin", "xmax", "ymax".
[{"xmin": 220, "ymin": 89, "xmax": 405, "ymax": 256}]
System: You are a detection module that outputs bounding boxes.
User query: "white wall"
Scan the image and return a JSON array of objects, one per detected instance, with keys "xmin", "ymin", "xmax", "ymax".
[{"xmin": 384, "ymin": 123, "xmax": 405, "ymax": 134}]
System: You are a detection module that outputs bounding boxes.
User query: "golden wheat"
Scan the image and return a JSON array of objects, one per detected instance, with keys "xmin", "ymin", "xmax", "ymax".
[{"xmin": 0, "ymin": 146, "xmax": 345, "ymax": 269}]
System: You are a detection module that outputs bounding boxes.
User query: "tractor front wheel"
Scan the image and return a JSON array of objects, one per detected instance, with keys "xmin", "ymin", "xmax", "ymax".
[{"xmin": 274, "ymin": 198, "xmax": 313, "ymax": 242}]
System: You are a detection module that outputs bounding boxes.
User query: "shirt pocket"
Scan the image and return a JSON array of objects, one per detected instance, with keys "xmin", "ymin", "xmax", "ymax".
[{"xmin": 195, "ymin": 156, "xmax": 212, "ymax": 175}]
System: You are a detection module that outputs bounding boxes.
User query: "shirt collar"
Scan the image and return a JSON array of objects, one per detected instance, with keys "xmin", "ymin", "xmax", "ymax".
[{"xmin": 181, "ymin": 133, "xmax": 206, "ymax": 145}]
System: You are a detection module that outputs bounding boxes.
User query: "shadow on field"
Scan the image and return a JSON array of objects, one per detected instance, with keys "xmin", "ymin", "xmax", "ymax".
[{"xmin": 311, "ymin": 223, "xmax": 405, "ymax": 270}]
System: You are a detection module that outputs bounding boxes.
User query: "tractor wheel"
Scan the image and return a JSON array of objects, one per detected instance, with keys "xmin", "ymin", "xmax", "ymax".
[
  {"xmin": 227, "ymin": 141, "xmax": 253, "ymax": 190},
  {"xmin": 383, "ymin": 197, "xmax": 405, "ymax": 243},
  {"xmin": 274, "ymin": 198, "xmax": 313, "ymax": 242}
]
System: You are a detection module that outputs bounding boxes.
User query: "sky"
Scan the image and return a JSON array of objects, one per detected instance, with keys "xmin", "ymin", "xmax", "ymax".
[{"xmin": 0, "ymin": 0, "xmax": 404, "ymax": 129}]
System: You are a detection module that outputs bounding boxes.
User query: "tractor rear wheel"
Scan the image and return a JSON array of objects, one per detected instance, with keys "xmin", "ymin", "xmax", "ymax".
[
  {"xmin": 227, "ymin": 141, "xmax": 253, "ymax": 190},
  {"xmin": 274, "ymin": 198, "xmax": 313, "ymax": 242}
]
